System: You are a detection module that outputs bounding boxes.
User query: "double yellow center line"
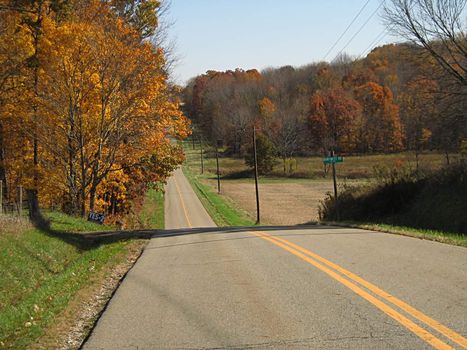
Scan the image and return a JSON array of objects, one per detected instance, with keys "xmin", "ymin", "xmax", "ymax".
[
  {"xmin": 254, "ymin": 230, "xmax": 467, "ymax": 350},
  {"xmin": 173, "ymin": 172, "xmax": 465, "ymax": 349},
  {"xmin": 173, "ymin": 175, "xmax": 193, "ymax": 228}
]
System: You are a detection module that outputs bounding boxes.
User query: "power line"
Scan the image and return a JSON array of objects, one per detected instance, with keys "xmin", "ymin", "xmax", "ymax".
[
  {"xmin": 322, "ymin": 0, "xmax": 372, "ymax": 61},
  {"xmin": 332, "ymin": 1, "xmax": 384, "ymax": 61},
  {"xmin": 357, "ymin": 0, "xmax": 417, "ymax": 59},
  {"xmin": 358, "ymin": 27, "xmax": 390, "ymax": 59}
]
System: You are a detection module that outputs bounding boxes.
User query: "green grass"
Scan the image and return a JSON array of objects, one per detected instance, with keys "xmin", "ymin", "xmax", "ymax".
[
  {"xmin": 44, "ymin": 211, "xmax": 114, "ymax": 232},
  {"xmin": 182, "ymin": 166, "xmax": 255, "ymax": 227},
  {"xmin": 124, "ymin": 184, "xmax": 165, "ymax": 230},
  {"xmin": 183, "ymin": 140, "xmax": 459, "ymax": 180},
  {"xmin": 136, "ymin": 187, "xmax": 165, "ymax": 229},
  {"xmin": 0, "ymin": 212, "xmax": 143, "ymax": 349},
  {"xmin": 328, "ymin": 222, "xmax": 467, "ymax": 247}
]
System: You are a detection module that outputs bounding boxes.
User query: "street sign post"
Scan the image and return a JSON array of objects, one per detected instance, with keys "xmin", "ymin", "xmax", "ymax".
[
  {"xmin": 323, "ymin": 156, "xmax": 344, "ymax": 164},
  {"xmin": 200, "ymin": 136, "xmax": 204, "ymax": 174},
  {"xmin": 323, "ymin": 152, "xmax": 343, "ymax": 220}
]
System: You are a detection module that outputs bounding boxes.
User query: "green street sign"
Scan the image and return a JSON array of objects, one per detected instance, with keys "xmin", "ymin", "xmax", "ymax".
[{"xmin": 323, "ymin": 156, "xmax": 344, "ymax": 164}]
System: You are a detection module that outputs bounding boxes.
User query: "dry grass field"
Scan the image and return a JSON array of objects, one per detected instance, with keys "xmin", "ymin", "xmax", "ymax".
[{"xmin": 204, "ymin": 178, "xmax": 336, "ymax": 224}]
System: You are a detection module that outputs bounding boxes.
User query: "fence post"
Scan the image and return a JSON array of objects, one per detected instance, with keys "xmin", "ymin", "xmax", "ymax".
[{"xmin": 18, "ymin": 185, "xmax": 22, "ymax": 217}]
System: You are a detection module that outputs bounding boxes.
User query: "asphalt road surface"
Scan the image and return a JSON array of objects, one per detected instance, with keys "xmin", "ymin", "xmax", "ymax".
[{"xmin": 83, "ymin": 168, "xmax": 467, "ymax": 349}]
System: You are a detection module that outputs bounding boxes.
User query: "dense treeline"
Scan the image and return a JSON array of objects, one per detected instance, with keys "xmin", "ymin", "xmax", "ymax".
[
  {"xmin": 183, "ymin": 43, "xmax": 466, "ymax": 167},
  {"xmin": 0, "ymin": 0, "xmax": 190, "ymax": 219}
]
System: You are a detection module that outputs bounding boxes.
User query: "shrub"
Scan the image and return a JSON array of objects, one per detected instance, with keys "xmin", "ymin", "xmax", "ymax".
[
  {"xmin": 244, "ymin": 133, "xmax": 277, "ymax": 175},
  {"xmin": 319, "ymin": 163, "xmax": 467, "ymax": 234}
]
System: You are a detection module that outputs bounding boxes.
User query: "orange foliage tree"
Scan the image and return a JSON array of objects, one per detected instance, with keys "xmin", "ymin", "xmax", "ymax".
[
  {"xmin": 354, "ymin": 82, "xmax": 403, "ymax": 152},
  {"xmin": 0, "ymin": 0, "xmax": 190, "ymax": 219}
]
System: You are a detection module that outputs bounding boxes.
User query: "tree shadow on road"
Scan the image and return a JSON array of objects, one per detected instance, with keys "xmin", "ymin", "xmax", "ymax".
[{"xmin": 32, "ymin": 215, "xmax": 369, "ymax": 251}]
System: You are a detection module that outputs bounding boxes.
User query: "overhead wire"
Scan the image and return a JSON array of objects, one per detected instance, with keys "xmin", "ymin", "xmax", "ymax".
[
  {"xmin": 357, "ymin": 0, "xmax": 418, "ymax": 59},
  {"xmin": 322, "ymin": 0, "xmax": 372, "ymax": 61},
  {"xmin": 358, "ymin": 27, "xmax": 390, "ymax": 59},
  {"xmin": 332, "ymin": 0, "xmax": 384, "ymax": 61}
]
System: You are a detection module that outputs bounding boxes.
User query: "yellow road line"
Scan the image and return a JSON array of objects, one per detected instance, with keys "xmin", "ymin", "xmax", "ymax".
[
  {"xmin": 256, "ymin": 231, "xmax": 467, "ymax": 350},
  {"xmin": 173, "ymin": 176, "xmax": 192, "ymax": 228},
  {"xmin": 254, "ymin": 231, "xmax": 456, "ymax": 350}
]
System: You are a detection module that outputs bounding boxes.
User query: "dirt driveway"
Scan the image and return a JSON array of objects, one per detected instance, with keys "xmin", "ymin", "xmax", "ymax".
[{"xmin": 205, "ymin": 179, "xmax": 336, "ymax": 225}]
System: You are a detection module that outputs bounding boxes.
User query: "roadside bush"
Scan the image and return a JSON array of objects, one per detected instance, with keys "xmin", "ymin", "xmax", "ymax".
[
  {"xmin": 319, "ymin": 179, "xmax": 424, "ymax": 221},
  {"xmin": 244, "ymin": 133, "xmax": 277, "ymax": 175},
  {"xmin": 319, "ymin": 163, "xmax": 467, "ymax": 234}
]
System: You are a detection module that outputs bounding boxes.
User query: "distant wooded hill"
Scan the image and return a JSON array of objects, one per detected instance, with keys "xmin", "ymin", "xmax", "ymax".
[{"xmin": 183, "ymin": 44, "xmax": 466, "ymax": 161}]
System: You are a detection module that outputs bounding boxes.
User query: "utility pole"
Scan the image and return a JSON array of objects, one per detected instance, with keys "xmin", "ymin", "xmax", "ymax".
[
  {"xmin": 253, "ymin": 126, "xmax": 260, "ymax": 224},
  {"xmin": 216, "ymin": 140, "xmax": 222, "ymax": 194},
  {"xmin": 331, "ymin": 149, "xmax": 339, "ymax": 221},
  {"xmin": 200, "ymin": 136, "xmax": 204, "ymax": 174}
]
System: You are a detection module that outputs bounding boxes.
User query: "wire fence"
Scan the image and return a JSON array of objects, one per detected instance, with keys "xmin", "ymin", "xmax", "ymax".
[{"xmin": 0, "ymin": 181, "xmax": 29, "ymax": 217}]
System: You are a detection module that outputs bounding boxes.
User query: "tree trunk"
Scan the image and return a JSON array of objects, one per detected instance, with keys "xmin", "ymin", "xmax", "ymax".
[
  {"xmin": 0, "ymin": 122, "xmax": 7, "ymax": 201},
  {"xmin": 28, "ymin": 1, "xmax": 44, "ymax": 221},
  {"xmin": 78, "ymin": 114, "xmax": 87, "ymax": 217},
  {"xmin": 89, "ymin": 183, "xmax": 97, "ymax": 212},
  {"xmin": 80, "ymin": 186, "xmax": 86, "ymax": 217},
  {"xmin": 67, "ymin": 132, "xmax": 78, "ymax": 215}
]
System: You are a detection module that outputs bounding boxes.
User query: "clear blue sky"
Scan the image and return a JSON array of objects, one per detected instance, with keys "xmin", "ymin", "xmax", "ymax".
[{"xmin": 167, "ymin": 0, "xmax": 398, "ymax": 84}]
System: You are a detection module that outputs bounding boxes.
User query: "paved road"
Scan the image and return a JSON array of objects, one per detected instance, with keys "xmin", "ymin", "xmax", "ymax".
[{"xmin": 83, "ymin": 168, "xmax": 467, "ymax": 349}]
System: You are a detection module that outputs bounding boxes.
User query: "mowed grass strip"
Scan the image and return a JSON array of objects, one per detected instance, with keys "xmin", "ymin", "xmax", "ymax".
[
  {"xmin": 126, "ymin": 186, "xmax": 165, "ymax": 230},
  {"xmin": 0, "ymin": 211, "xmax": 146, "ymax": 349},
  {"xmin": 333, "ymin": 222, "xmax": 467, "ymax": 247},
  {"xmin": 139, "ymin": 188, "xmax": 165, "ymax": 229},
  {"xmin": 182, "ymin": 166, "xmax": 255, "ymax": 227}
]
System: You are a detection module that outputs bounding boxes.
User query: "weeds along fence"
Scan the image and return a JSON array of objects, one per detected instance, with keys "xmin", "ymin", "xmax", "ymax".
[{"xmin": 0, "ymin": 181, "xmax": 29, "ymax": 217}]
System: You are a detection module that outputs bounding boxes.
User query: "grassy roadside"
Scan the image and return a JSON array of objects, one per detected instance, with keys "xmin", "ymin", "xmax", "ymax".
[
  {"xmin": 182, "ymin": 166, "xmax": 255, "ymax": 227},
  {"xmin": 0, "ymin": 187, "xmax": 165, "ymax": 349},
  {"xmin": 126, "ymin": 186, "xmax": 165, "ymax": 230},
  {"xmin": 182, "ymin": 139, "xmax": 254, "ymax": 227},
  {"xmin": 323, "ymin": 221, "xmax": 467, "ymax": 247},
  {"xmin": 0, "ymin": 213, "xmax": 133, "ymax": 349}
]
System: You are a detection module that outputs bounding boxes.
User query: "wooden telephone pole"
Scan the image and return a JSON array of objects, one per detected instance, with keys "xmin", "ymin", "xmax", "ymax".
[
  {"xmin": 253, "ymin": 126, "xmax": 260, "ymax": 224},
  {"xmin": 200, "ymin": 136, "xmax": 204, "ymax": 174},
  {"xmin": 331, "ymin": 149, "xmax": 339, "ymax": 221},
  {"xmin": 216, "ymin": 140, "xmax": 222, "ymax": 193}
]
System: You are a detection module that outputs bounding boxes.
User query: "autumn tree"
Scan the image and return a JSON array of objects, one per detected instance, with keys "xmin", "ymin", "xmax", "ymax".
[
  {"xmin": 0, "ymin": 7, "xmax": 32, "ymax": 204},
  {"xmin": 308, "ymin": 88, "xmax": 362, "ymax": 154},
  {"xmin": 0, "ymin": 0, "xmax": 189, "ymax": 219},
  {"xmin": 399, "ymin": 77, "xmax": 439, "ymax": 168},
  {"xmin": 354, "ymin": 82, "xmax": 403, "ymax": 152},
  {"xmin": 182, "ymin": 41, "xmax": 459, "ymax": 165},
  {"xmin": 261, "ymin": 67, "xmax": 309, "ymax": 169}
]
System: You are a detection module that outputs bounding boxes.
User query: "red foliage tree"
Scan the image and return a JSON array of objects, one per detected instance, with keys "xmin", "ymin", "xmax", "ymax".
[{"xmin": 308, "ymin": 88, "xmax": 362, "ymax": 153}]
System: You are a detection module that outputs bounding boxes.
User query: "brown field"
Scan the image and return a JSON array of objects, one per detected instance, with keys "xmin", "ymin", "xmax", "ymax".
[
  {"xmin": 184, "ymin": 142, "xmax": 460, "ymax": 226},
  {"xmin": 204, "ymin": 178, "xmax": 350, "ymax": 225}
]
